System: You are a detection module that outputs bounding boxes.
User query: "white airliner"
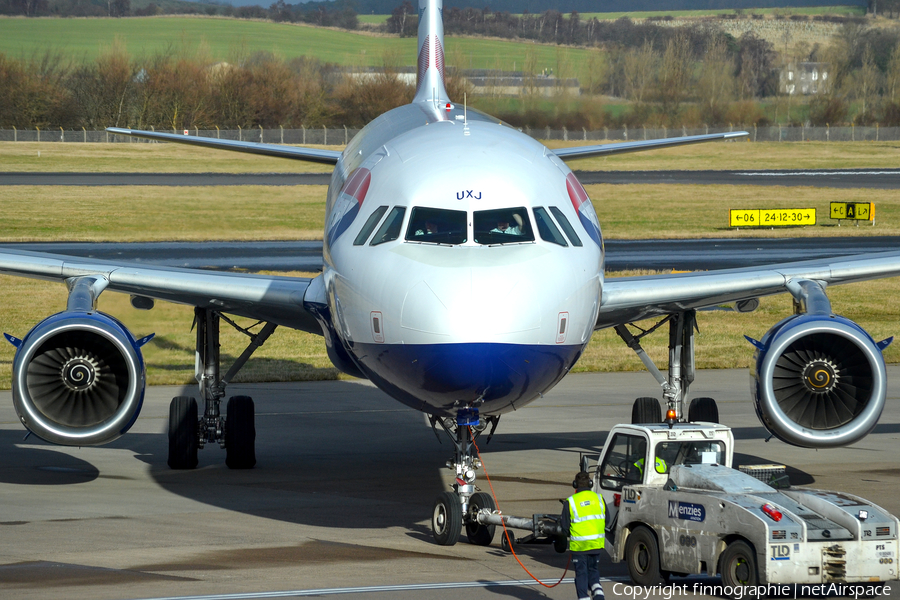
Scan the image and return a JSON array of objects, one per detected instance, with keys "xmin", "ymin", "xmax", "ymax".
[{"xmin": 2, "ymin": 0, "xmax": 899, "ymax": 546}]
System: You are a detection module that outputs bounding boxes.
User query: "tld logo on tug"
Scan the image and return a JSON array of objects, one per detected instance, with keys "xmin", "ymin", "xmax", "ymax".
[{"xmin": 668, "ymin": 500, "xmax": 706, "ymax": 522}]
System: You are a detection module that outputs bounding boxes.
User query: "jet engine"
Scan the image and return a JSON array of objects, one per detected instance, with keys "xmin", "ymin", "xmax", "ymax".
[
  {"xmin": 750, "ymin": 313, "xmax": 890, "ymax": 448},
  {"xmin": 8, "ymin": 311, "xmax": 148, "ymax": 446}
]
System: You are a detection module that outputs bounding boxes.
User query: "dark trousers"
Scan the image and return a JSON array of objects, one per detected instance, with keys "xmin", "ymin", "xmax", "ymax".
[{"xmin": 571, "ymin": 553, "xmax": 603, "ymax": 599}]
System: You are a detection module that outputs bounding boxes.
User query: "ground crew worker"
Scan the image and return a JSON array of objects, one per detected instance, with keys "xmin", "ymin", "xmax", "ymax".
[
  {"xmin": 561, "ymin": 471, "xmax": 605, "ymax": 600},
  {"xmin": 633, "ymin": 455, "xmax": 667, "ymax": 478}
]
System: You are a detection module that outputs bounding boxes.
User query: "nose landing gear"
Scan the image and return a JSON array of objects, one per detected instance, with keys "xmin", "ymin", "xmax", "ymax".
[{"xmin": 428, "ymin": 409, "xmax": 499, "ymax": 546}]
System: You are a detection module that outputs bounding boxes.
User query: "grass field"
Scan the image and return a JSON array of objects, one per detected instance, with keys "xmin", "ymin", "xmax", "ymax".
[
  {"xmin": 579, "ymin": 6, "xmax": 866, "ymax": 19},
  {"xmin": 0, "ymin": 182, "xmax": 896, "ymax": 242},
  {"xmin": 7, "ymin": 140, "xmax": 900, "ymax": 173},
  {"xmin": 357, "ymin": 15, "xmax": 389, "ymax": 25},
  {"xmin": 3, "ymin": 140, "xmax": 900, "ymax": 243},
  {"xmin": 0, "ymin": 138, "xmax": 898, "ymax": 388},
  {"xmin": 0, "ymin": 16, "xmax": 600, "ymax": 81},
  {"xmin": 333, "ymin": 6, "xmax": 864, "ymax": 20}
]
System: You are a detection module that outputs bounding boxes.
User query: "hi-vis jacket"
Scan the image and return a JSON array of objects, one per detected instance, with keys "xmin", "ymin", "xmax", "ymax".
[{"xmin": 565, "ymin": 489, "xmax": 606, "ymax": 553}]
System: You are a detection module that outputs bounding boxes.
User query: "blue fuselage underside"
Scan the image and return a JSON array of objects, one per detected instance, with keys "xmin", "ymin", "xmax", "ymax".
[{"xmin": 349, "ymin": 342, "xmax": 585, "ymax": 416}]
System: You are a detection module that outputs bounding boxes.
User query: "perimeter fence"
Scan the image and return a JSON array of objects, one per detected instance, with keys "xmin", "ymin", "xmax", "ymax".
[{"xmin": 1, "ymin": 125, "xmax": 899, "ymax": 143}]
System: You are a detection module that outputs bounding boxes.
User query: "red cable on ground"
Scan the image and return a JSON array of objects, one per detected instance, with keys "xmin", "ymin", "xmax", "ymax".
[{"xmin": 470, "ymin": 429, "xmax": 570, "ymax": 588}]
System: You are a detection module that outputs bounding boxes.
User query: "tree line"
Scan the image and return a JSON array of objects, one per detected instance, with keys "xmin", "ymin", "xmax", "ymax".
[
  {"xmin": 0, "ymin": 46, "xmax": 419, "ymax": 130},
  {"xmin": 4, "ymin": 3, "xmax": 900, "ymax": 130},
  {"xmin": 0, "ymin": 0, "xmax": 359, "ymax": 26}
]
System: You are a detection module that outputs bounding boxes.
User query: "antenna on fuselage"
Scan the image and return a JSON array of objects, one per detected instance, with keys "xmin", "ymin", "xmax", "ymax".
[{"xmin": 463, "ymin": 93, "xmax": 469, "ymax": 136}]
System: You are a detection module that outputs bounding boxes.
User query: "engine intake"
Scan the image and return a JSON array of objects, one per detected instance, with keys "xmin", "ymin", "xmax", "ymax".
[
  {"xmin": 10, "ymin": 311, "xmax": 147, "ymax": 446},
  {"xmin": 750, "ymin": 313, "xmax": 888, "ymax": 448}
]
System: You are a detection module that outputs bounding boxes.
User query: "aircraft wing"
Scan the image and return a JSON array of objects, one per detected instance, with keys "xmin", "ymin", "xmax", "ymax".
[
  {"xmin": 106, "ymin": 127, "xmax": 342, "ymax": 165},
  {"xmin": 0, "ymin": 249, "xmax": 322, "ymax": 334},
  {"xmin": 554, "ymin": 131, "xmax": 748, "ymax": 161},
  {"xmin": 596, "ymin": 250, "xmax": 900, "ymax": 329}
]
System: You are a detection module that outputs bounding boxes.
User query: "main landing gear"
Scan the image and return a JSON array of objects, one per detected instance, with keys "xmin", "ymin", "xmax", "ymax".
[
  {"xmin": 167, "ymin": 307, "xmax": 277, "ymax": 470},
  {"xmin": 615, "ymin": 310, "xmax": 719, "ymax": 425},
  {"xmin": 428, "ymin": 409, "xmax": 502, "ymax": 546}
]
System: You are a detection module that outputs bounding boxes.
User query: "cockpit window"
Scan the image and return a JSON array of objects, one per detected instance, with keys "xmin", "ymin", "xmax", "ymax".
[
  {"xmin": 654, "ymin": 441, "xmax": 726, "ymax": 474},
  {"xmin": 405, "ymin": 207, "xmax": 467, "ymax": 245},
  {"xmin": 549, "ymin": 206, "xmax": 583, "ymax": 247},
  {"xmin": 533, "ymin": 207, "xmax": 568, "ymax": 247},
  {"xmin": 354, "ymin": 205, "xmax": 389, "ymax": 246},
  {"xmin": 473, "ymin": 208, "xmax": 534, "ymax": 245},
  {"xmin": 370, "ymin": 206, "xmax": 406, "ymax": 246}
]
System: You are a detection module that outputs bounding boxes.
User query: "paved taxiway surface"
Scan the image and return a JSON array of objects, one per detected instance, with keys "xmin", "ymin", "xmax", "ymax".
[
  {"xmin": 4, "ymin": 168, "xmax": 900, "ymax": 188},
  {"xmin": 2, "ymin": 237, "xmax": 899, "ymax": 272},
  {"xmin": 2, "ymin": 369, "xmax": 899, "ymax": 600}
]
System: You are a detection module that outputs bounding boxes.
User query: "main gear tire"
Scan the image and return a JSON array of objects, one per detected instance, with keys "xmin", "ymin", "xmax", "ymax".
[
  {"xmin": 225, "ymin": 395, "xmax": 256, "ymax": 469},
  {"xmin": 432, "ymin": 491, "xmax": 462, "ymax": 546},
  {"xmin": 168, "ymin": 396, "xmax": 198, "ymax": 470},
  {"xmin": 632, "ymin": 397, "xmax": 662, "ymax": 424},
  {"xmin": 688, "ymin": 397, "xmax": 719, "ymax": 423}
]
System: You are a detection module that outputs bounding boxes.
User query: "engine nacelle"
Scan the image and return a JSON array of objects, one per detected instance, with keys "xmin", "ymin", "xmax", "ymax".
[
  {"xmin": 750, "ymin": 313, "xmax": 888, "ymax": 448},
  {"xmin": 10, "ymin": 311, "xmax": 147, "ymax": 446}
]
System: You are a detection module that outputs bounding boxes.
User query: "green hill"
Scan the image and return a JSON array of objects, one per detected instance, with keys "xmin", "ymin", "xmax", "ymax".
[{"xmin": 0, "ymin": 16, "xmax": 599, "ymax": 78}]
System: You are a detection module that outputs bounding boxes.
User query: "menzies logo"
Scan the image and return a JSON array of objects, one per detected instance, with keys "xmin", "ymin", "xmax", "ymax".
[{"xmin": 668, "ymin": 501, "xmax": 706, "ymax": 523}]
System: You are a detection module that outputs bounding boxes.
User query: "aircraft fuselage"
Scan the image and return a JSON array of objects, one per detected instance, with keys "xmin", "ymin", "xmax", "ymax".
[{"xmin": 317, "ymin": 102, "xmax": 605, "ymax": 417}]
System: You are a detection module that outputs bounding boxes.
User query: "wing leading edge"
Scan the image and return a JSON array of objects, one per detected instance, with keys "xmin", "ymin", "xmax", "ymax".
[
  {"xmin": 106, "ymin": 127, "xmax": 342, "ymax": 165},
  {"xmin": 0, "ymin": 249, "xmax": 321, "ymax": 334},
  {"xmin": 554, "ymin": 131, "xmax": 749, "ymax": 161},
  {"xmin": 597, "ymin": 250, "xmax": 900, "ymax": 329}
]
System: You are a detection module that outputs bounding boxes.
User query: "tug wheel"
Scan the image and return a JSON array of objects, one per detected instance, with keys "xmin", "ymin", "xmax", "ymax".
[
  {"xmin": 720, "ymin": 540, "xmax": 758, "ymax": 595},
  {"xmin": 625, "ymin": 525, "xmax": 667, "ymax": 586},
  {"xmin": 500, "ymin": 530, "xmax": 513, "ymax": 552},
  {"xmin": 432, "ymin": 491, "xmax": 462, "ymax": 546}
]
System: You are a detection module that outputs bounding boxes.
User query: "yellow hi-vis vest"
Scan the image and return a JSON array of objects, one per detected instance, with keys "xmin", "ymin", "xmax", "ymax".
[{"xmin": 567, "ymin": 490, "xmax": 605, "ymax": 552}]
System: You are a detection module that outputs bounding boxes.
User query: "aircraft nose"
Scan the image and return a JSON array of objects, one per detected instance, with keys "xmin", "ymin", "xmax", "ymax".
[
  {"xmin": 400, "ymin": 270, "xmax": 541, "ymax": 340},
  {"xmin": 357, "ymin": 340, "xmax": 584, "ymax": 416},
  {"xmin": 348, "ymin": 258, "xmax": 598, "ymax": 415}
]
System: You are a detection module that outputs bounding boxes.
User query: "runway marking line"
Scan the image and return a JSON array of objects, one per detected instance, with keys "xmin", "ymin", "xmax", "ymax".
[
  {"xmin": 127, "ymin": 578, "xmax": 628, "ymax": 600},
  {"xmin": 737, "ymin": 171, "xmax": 900, "ymax": 176}
]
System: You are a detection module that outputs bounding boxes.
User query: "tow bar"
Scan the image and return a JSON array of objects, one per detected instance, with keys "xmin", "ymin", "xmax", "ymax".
[{"xmin": 474, "ymin": 508, "xmax": 568, "ymax": 553}]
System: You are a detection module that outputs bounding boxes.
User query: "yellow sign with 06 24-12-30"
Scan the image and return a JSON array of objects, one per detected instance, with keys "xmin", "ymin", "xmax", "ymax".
[
  {"xmin": 830, "ymin": 202, "xmax": 874, "ymax": 221},
  {"xmin": 729, "ymin": 208, "xmax": 816, "ymax": 228}
]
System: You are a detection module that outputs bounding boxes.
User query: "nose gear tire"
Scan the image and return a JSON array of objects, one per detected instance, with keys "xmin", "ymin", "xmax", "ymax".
[
  {"xmin": 465, "ymin": 491, "xmax": 496, "ymax": 546},
  {"xmin": 432, "ymin": 491, "xmax": 462, "ymax": 546}
]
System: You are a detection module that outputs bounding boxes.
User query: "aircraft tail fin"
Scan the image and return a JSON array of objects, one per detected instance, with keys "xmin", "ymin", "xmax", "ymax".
[{"xmin": 413, "ymin": 0, "xmax": 450, "ymax": 104}]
